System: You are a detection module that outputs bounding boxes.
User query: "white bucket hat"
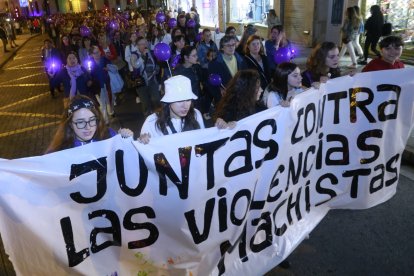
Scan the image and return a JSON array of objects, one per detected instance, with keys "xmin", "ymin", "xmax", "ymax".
[{"xmin": 161, "ymin": 75, "xmax": 198, "ymax": 103}]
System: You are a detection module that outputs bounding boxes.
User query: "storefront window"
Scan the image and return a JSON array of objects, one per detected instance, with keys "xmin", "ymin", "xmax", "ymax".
[
  {"xmin": 195, "ymin": 0, "xmax": 219, "ymax": 27},
  {"xmin": 365, "ymin": 0, "xmax": 413, "ymax": 42},
  {"xmin": 168, "ymin": 0, "xmax": 192, "ymax": 14},
  {"xmin": 230, "ymin": 0, "xmax": 273, "ymax": 23}
]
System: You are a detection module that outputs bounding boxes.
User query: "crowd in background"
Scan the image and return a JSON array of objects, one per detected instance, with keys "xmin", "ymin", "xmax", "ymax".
[{"xmin": 34, "ymin": 4, "xmax": 405, "ymax": 150}]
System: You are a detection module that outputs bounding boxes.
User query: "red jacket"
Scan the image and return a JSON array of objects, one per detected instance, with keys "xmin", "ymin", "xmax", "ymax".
[
  {"xmin": 362, "ymin": 58, "xmax": 405, "ymax": 72},
  {"xmin": 98, "ymin": 44, "xmax": 118, "ymax": 61}
]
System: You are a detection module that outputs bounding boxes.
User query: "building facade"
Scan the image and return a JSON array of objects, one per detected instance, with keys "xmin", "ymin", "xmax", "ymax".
[{"xmin": 0, "ymin": 0, "xmax": 412, "ymax": 47}]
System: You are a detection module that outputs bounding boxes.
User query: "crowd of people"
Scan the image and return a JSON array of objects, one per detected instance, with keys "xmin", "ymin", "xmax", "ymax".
[{"xmin": 35, "ymin": 4, "xmax": 405, "ymax": 154}]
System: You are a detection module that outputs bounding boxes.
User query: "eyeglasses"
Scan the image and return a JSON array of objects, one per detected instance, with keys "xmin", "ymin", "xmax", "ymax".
[
  {"xmin": 224, "ymin": 43, "xmax": 236, "ymax": 48},
  {"xmin": 72, "ymin": 118, "xmax": 98, "ymax": 129}
]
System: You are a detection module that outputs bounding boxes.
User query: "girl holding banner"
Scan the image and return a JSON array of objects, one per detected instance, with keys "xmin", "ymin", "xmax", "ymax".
[
  {"xmin": 301, "ymin": 41, "xmax": 341, "ymax": 89},
  {"xmin": 46, "ymin": 95, "xmax": 133, "ymax": 153},
  {"xmin": 138, "ymin": 75, "xmax": 205, "ymax": 144},
  {"xmin": 214, "ymin": 69, "xmax": 264, "ymax": 129},
  {"xmin": 262, "ymin": 62, "xmax": 304, "ymax": 108}
]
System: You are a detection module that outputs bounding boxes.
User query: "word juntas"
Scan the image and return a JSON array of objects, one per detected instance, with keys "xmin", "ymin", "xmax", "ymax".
[{"xmin": 60, "ymin": 84, "xmax": 400, "ymax": 269}]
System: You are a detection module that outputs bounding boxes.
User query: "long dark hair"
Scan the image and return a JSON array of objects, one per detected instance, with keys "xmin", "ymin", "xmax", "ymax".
[
  {"xmin": 46, "ymin": 95, "xmax": 111, "ymax": 153},
  {"xmin": 268, "ymin": 62, "xmax": 298, "ymax": 100},
  {"xmin": 155, "ymin": 103, "xmax": 201, "ymax": 135},
  {"xmin": 214, "ymin": 69, "xmax": 260, "ymax": 122},
  {"xmin": 370, "ymin": 5, "xmax": 384, "ymax": 20},
  {"xmin": 171, "ymin": 34, "xmax": 185, "ymax": 53}
]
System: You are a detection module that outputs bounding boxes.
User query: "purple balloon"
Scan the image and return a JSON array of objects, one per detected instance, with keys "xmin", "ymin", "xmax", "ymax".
[
  {"xmin": 209, "ymin": 74, "xmax": 222, "ymax": 87},
  {"xmin": 195, "ymin": 32, "xmax": 202, "ymax": 42},
  {"xmin": 187, "ymin": 19, "xmax": 196, "ymax": 28},
  {"xmin": 168, "ymin": 18, "xmax": 177, "ymax": 28},
  {"xmin": 156, "ymin": 12, "xmax": 166, "ymax": 24},
  {"xmin": 154, "ymin": 43, "xmax": 171, "ymax": 61},
  {"xmin": 273, "ymin": 47, "xmax": 292, "ymax": 64},
  {"xmin": 80, "ymin": 26, "xmax": 91, "ymax": 37},
  {"xmin": 109, "ymin": 20, "xmax": 119, "ymax": 30},
  {"xmin": 171, "ymin": 54, "xmax": 181, "ymax": 69}
]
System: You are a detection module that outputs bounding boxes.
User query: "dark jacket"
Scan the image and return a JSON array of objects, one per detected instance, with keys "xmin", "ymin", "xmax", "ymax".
[
  {"xmin": 59, "ymin": 66, "xmax": 91, "ymax": 98},
  {"xmin": 301, "ymin": 68, "xmax": 341, "ymax": 88},
  {"xmin": 41, "ymin": 47, "xmax": 62, "ymax": 64},
  {"xmin": 365, "ymin": 16, "xmax": 384, "ymax": 38},
  {"xmin": 0, "ymin": 26, "xmax": 7, "ymax": 40},
  {"xmin": 244, "ymin": 54, "xmax": 271, "ymax": 90},
  {"xmin": 197, "ymin": 40, "xmax": 219, "ymax": 68},
  {"xmin": 207, "ymin": 52, "xmax": 247, "ymax": 103},
  {"xmin": 174, "ymin": 63, "xmax": 204, "ymax": 97}
]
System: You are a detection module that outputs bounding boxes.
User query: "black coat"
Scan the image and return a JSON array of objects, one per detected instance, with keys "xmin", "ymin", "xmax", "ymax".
[
  {"xmin": 207, "ymin": 52, "xmax": 247, "ymax": 103},
  {"xmin": 0, "ymin": 27, "xmax": 7, "ymax": 40},
  {"xmin": 244, "ymin": 54, "xmax": 271, "ymax": 90}
]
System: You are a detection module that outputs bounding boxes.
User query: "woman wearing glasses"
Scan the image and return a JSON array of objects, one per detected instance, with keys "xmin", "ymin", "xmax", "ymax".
[{"xmin": 46, "ymin": 95, "xmax": 133, "ymax": 153}]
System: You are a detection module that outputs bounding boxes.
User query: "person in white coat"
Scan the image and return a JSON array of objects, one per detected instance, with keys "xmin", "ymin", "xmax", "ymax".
[{"xmin": 138, "ymin": 75, "xmax": 205, "ymax": 143}]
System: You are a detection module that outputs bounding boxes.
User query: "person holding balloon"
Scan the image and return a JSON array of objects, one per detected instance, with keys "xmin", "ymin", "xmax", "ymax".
[
  {"xmin": 301, "ymin": 41, "xmax": 342, "ymax": 89},
  {"xmin": 58, "ymin": 52, "xmax": 93, "ymax": 109},
  {"xmin": 208, "ymin": 35, "xmax": 247, "ymax": 105},
  {"xmin": 41, "ymin": 38, "xmax": 63, "ymax": 98},
  {"xmin": 265, "ymin": 25, "xmax": 294, "ymax": 75},
  {"xmin": 148, "ymin": 25, "xmax": 165, "ymax": 52},
  {"xmin": 131, "ymin": 36, "xmax": 160, "ymax": 117},
  {"xmin": 78, "ymin": 36, "xmax": 93, "ymax": 66},
  {"xmin": 244, "ymin": 34, "xmax": 271, "ymax": 92},
  {"xmin": 88, "ymin": 45, "xmax": 113, "ymax": 124},
  {"xmin": 161, "ymin": 34, "xmax": 186, "ymax": 80},
  {"xmin": 262, "ymin": 62, "xmax": 304, "ymax": 108},
  {"xmin": 138, "ymin": 75, "xmax": 205, "ymax": 143}
]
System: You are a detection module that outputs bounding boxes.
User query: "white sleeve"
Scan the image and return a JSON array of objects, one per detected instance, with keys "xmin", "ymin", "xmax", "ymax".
[
  {"xmin": 124, "ymin": 45, "xmax": 132, "ymax": 72},
  {"xmin": 140, "ymin": 114, "xmax": 164, "ymax": 138},
  {"xmin": 266, "ymin": 91, "xmax": 282, "ymax": 108},
  {"xmin": 162, "ymin": 34, "xmax": 172, "ymax": 45}
]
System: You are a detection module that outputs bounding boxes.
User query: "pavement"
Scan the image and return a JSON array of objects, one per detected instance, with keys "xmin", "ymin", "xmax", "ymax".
[
  {"xmin": 0, "ymin": 32, "xmax": 40, "ymax": 68},
  {"xmin": 0, "ymin": 31, "xmax": 413, "ymax": 275}
]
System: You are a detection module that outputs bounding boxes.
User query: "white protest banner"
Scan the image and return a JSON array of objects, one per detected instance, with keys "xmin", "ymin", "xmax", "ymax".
[{"xmin": 0, "ymin": 68, "xmax": 413, "ymax": 275}]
